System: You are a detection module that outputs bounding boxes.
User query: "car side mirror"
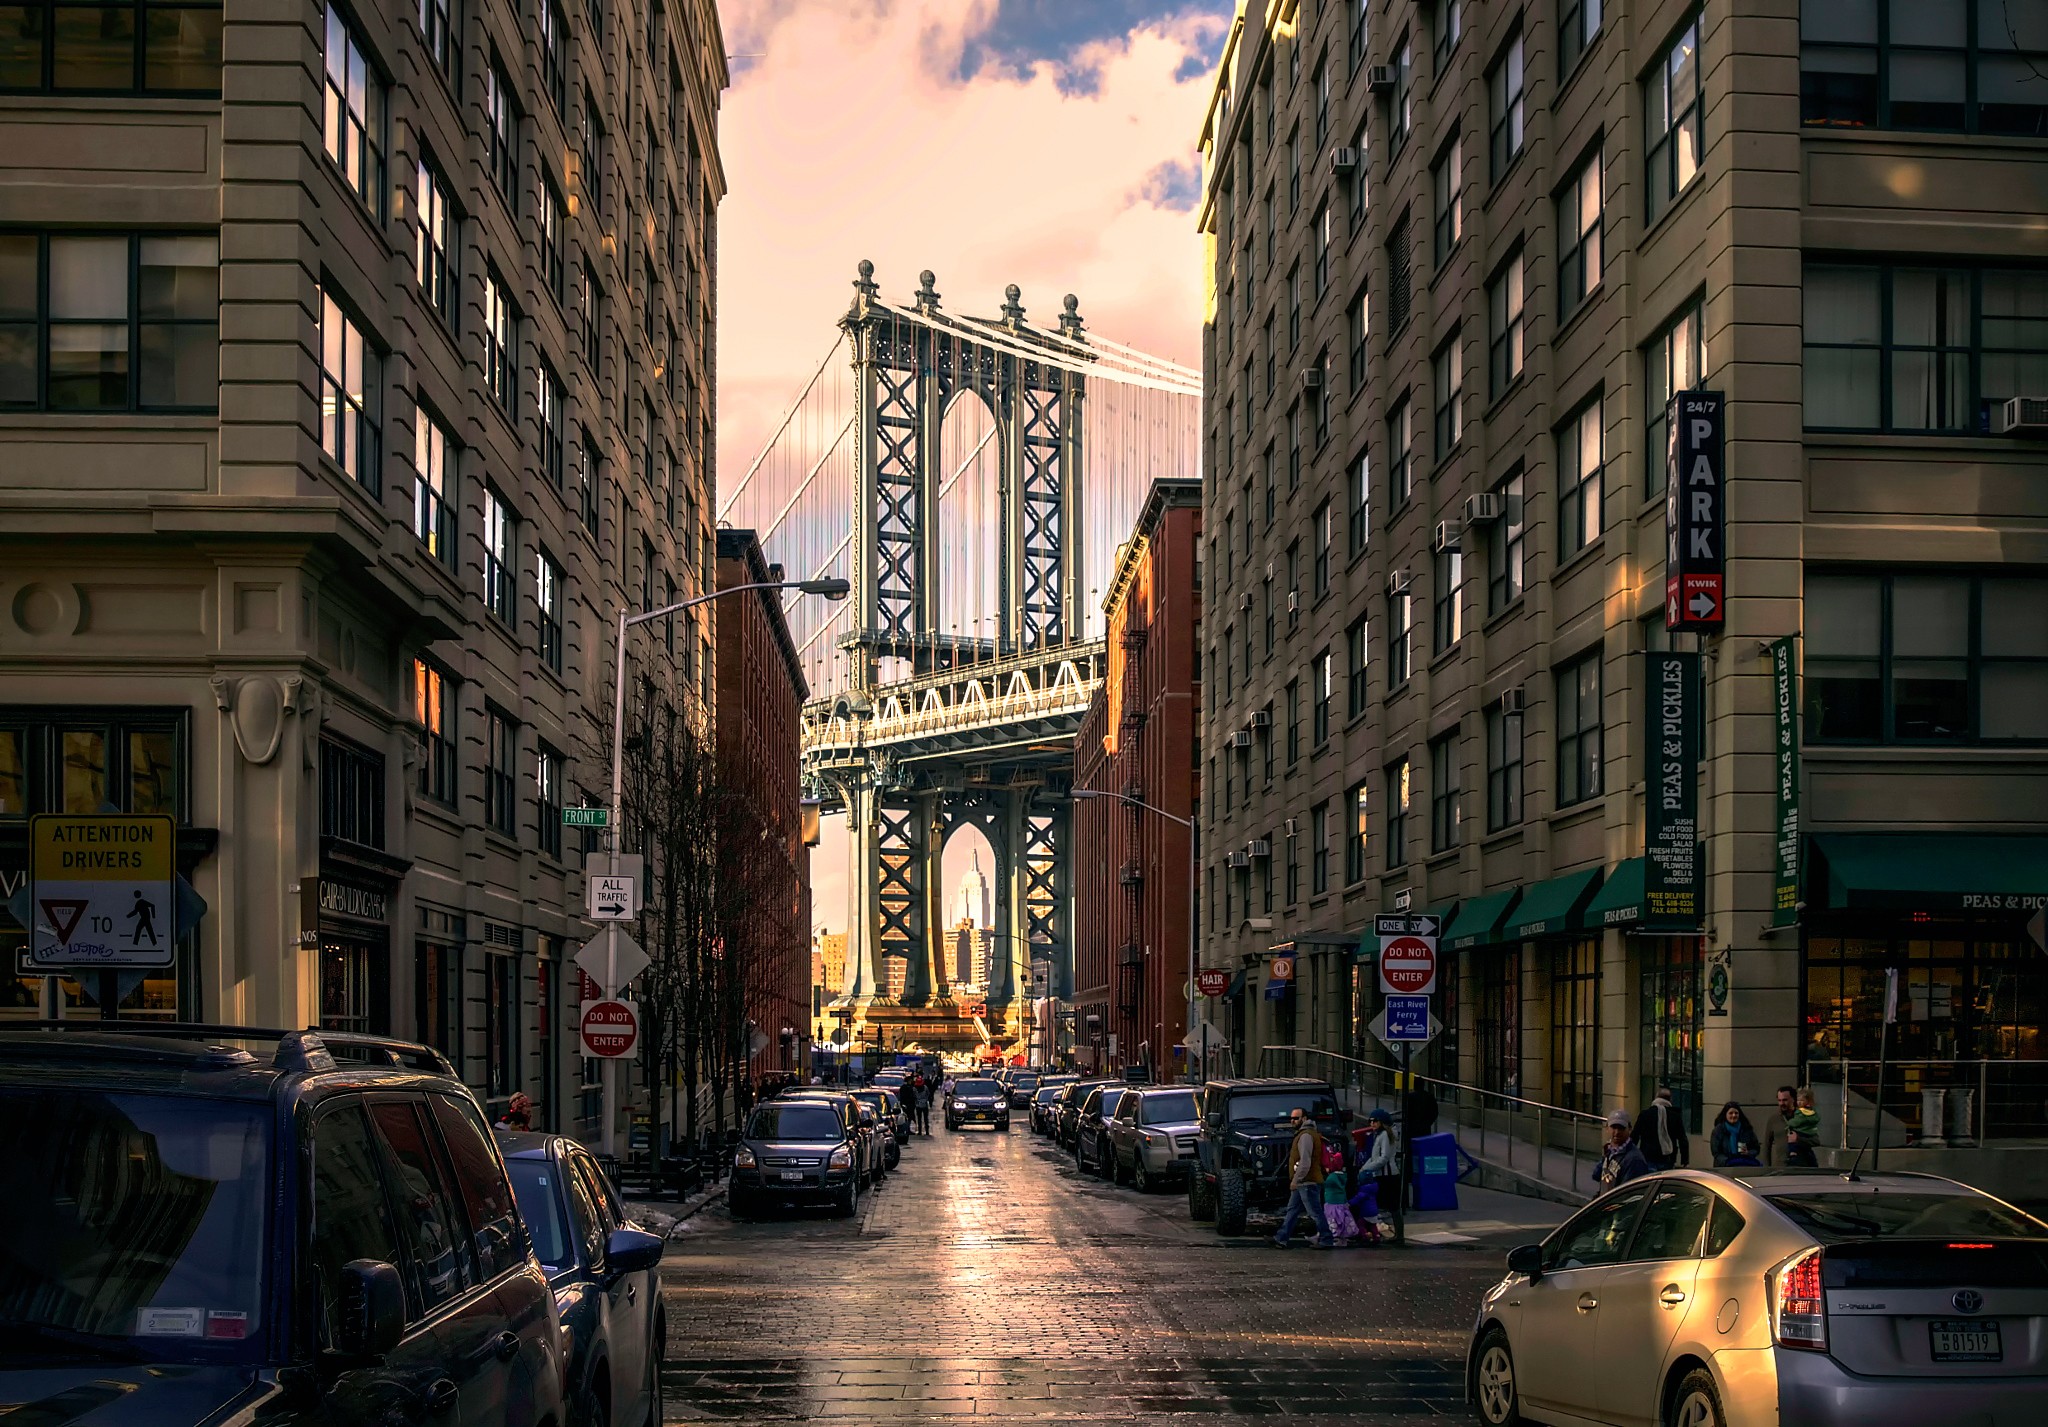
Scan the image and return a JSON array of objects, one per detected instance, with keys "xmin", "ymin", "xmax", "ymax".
[
  {"xmin": 604, "ymin": 1226, "xmax": 665, "ymax": 1277},
  {"xmin": 1506, "ymin": 1243, "xmax": 1545, "ymax": 1281},
  {"xmin": 333, "ymin": 1259, "xmax": 405, "ymax": 1359}
]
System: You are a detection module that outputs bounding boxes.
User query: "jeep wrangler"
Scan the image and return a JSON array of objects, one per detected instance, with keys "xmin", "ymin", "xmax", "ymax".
[{"xmin": 1186, "ymin": 1077, "xmax": 1343, "ymax": 1235}]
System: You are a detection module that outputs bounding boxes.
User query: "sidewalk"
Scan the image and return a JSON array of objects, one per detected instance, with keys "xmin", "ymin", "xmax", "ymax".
[
  {"xmin": 622, "ymin": 1178, "xmax": 727, "ymax": 1238},
  {"xmin": 1402, "ymin": 1182, "xmax": 1568, "ymax": 1246}
]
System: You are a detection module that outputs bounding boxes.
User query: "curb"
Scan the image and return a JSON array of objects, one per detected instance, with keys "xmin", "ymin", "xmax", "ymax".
[{"xmin": 624, "ymin": 1180, "xmax": 729, "ymax": 1239}]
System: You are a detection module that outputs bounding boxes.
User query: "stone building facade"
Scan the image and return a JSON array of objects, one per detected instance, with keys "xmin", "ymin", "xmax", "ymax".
[
  {"xmin": 0, "ymin": 0, "xmax": 727, "ymax": 1134},
  {"xmin": 1195, "ymin": 0, "xmax": 2048, "ymax": 1181}
]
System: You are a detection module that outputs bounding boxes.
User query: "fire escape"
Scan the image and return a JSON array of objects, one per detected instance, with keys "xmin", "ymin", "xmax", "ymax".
[{"xmin": 1114, "ymin": 613, "xmax": 1150, "ymax": 1051}]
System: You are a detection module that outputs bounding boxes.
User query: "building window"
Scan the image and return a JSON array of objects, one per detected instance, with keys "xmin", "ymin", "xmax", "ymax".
[
  {"xmin": 1640, "ymin": 937, "xmax": 1704, "ymax": 1132},
  {"xmin": 1349, "ymin": 0, "xmax": 1369, "ymax": 73},
  {"xmin": 581, "ymin": 90, "xmax": 605, "ymax": 216},
  {"xmin": 1310, "ymin": 801, "xmax": 1330, "ymax": 894},
  {"xmin": 1388, "ymin": 396, "xmax": 1413, "ymax": 510},
  {"xmin": 1312, "ymin": 350, "xmax": 1330, "ymax": 445},
  {"xmin": 484, "ymin": 269, "xmax": 518, "ymax": 413},
  {"xmin": 1388, "ymin": 588, "xmax": 1413, "ymax": 687},
  {"xmin": 1286, "ymin": 541, "xmax": 1300, "ymax": 620},
  {"xmin": 485, "ymin": 953, "xmax": 517, "ymax": 1099},
  {"xmin": 1558, "ymin": 396, "xmax": 1603, "ymax": 558},
  {"xmin": 536, "ymin": 550, "xmax": 564, "ymax": 675},
  {"xmin": 486, "ymin": 55, "xmax": 519, "ymax": 207},
  {"xmin": 537, "ymin": 744, "xmax": 563, "ymax": 858},
  {"xmin": 1287, "ymin": 403, "xmax": 1301, "ymax": 488},
  {"xmin": 1550, "ymin": 939, "xmax": 1601, "ymax": 1112},
  {"xmin": 1560, "ymin": 0, "xmax": 1602, "ymax": 76},
  {"xmin": 1264, "ymin": 445, "xmax": 1276, "ymax": 526},
  {"xmin": 1288, "ymin": 262, "xmax": 1302, "ymax": 347},
  {"xmin": 1488, "ymin": 249, "xmax": 1526, "ymax": 396},
  {"xmin": 322, "ymin": 7, "xmax": 384, "ymax": 215},
  {"xmin": 1386, "ymin": 212, "xmax": 1412, "ymax": 332},
  {"xmin": 1476, "ymin": 945, "xmax": 1521, "ymax": 1094},
  {"xmin": 1348, "ymin": 449, "xmax": 1370, "ymax": 557},
  {"xmin": 0, "ymin": 712, "xmax": 184, "ymax": 819},
  {"xmin": 538, "ymin": 359, "xmax": 565, "ymax": 489},
  {"xmin": 0, "ymin": 232, "xmax": 219, "ymax": 413},
  {"xmin": 1345, "ymin": 781, "xmax": 1369, "ymax": 883},
  {"xmin": 1806, "ymin": 570, "xmax": 2048, "ymax": 745},
  {"xmin": 1285, "ymin": 827, "xmax": 1300, "ymax": 904},
  {"xmin": 1346, "ymin": 616, "xmax": 1369, "ymax": 717},
  {"xmin": 1557, "ymin": 147, "xmax": 1604, "ymax": 320},
  {"xmin": 1312, "ymin": 203, "xmax": 1331, "ymax": 299},
  {"xmin": 416, "ymin": 937, "xmax": 458, "ymax": 1054},
  {"xmin": 1429, "ymin": 732, "xmax": 1461, "ymax": 852},
  {"xmin": 484, "ymin": 708, "xmax": 517, "ymax": 837},
  {"xmin": 1433, "ymin": 546, "xmax": 1464, "ymax": 654},
  {"xmin": 1347, "ymin": 285, "xmax": 1370, "ymax": 391},
  {"xmin": 1288, "ymin": 125, "xmax": 1302, "ymax": 213},
  {"xmin": 319, "ymin": 288, "xmax": 379, "ymax": 490},
  {"xmin": 1556, "ymin": 648, "xmax": 1604, "ymax": 807},
  {"xmin": 1645, "ymin": 297, "xmax": 1705, "ymax": 495},
  {"xmin": 1646, "ymin": 15, "xmax": 1704, "ymax": 225},
  {"xmin": 1262, "ymin": 703, "xmax": 1276, "ymax": 785},
  {"xmin": 1800, "ymin": 0, "xmax": 2048, "ymax": 136},
  {"xmin": 483, "ymin": 488, "xmax": 515, "ymax": 625},
  {"xmin": 1489, "ymin": 28, "xmax": 1525, "ymax": 179},
  {"xmin": 1349, "ymin": 124, "xmax": 1370, "ymax": 227},
  {"xmin": 419, "ymin": 0, "xmax": 454, "ymax": 84},
  {"xmin": 415, "ymin": 157, "xmax": 458, "ymax": 328},
  {"xmin": 1434, "ymin": 0, "xmax": 1462, "ymax": 68},
  {"xmin": 1488, "ymin": 468, "xmax": 1526, "ymax": 614},
  {"xmin": 413, "ymin": 659, "xmax": 457, "ymax": 806},
  {"xmin": 1313, "ymin": 649, "xmax": 1333, "ymax": 745},
  {"xmin": 538, "ymin": 172, "xmax": 567, "ymax": 304},
  {"xmin": 1285, "ymin": 679, "xmax": 1301, "ymax": 765},
  {"xmin": 1312, "ymin": 500, "xmax": 1331, "ymax": 596},
  {"xmin": 579, "ymin": 262, "xmax": 602, "ymax": 373},
  {"xmin": 1390, "ymin": 33, "xmax": 1413, "ymax": 154},
  {"xmin": 1485, "ymin": 704, "xmax": 1523, "ymax": 830},
  {"xmin": 1432, "ymin": 328, "xmax": 1463, "ymax": 456},
  {"xmin": 1802, "ymin": 263, "xmax": 2048, "ymax": 434},
  {"xmin": 319, "ymin": 736, "xmax": 385, "ymax": 849},
  {"xmin": 539, "ymin": 0, "xmax": 566, "ymax": 113},
  {"xmin": 1385, "ymin": 759, "xmax": 1410, "ymax": 869},
  {"xmin": 413, "ymin": 400, "xmax": 455, "ymax": 566},
  {"xmin": 1431, "ymin": 134, "xmax": 1462, "ymax": 266},
  {"xmin": 0, "ymin": 0, "xmax": 223, "ymax": 94}
]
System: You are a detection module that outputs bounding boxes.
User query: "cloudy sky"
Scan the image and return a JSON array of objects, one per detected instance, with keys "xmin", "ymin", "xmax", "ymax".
[{"xmin": 713, "ymin": 0, "xmax": 1231, "ymax": 938}]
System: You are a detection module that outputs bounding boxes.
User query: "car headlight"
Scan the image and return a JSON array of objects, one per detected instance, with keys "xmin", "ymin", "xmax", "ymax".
[
  {"xmin": 735, "ymin": 1146, "xmax": 757, "ymax": 1169},
  {"xmin": 829, "ymin": 1146, "xmax": 853, "ymax": 1170}
]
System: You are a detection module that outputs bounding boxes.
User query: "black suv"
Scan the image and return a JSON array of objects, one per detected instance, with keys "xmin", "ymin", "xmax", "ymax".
[
  {"xmin": 0, "ymin": 1022, "xmax": 565, "ymax": 1426},
  {"xmin": 1186, "ymin": 1077, "xmax": 1342, "ymax": 1236}
]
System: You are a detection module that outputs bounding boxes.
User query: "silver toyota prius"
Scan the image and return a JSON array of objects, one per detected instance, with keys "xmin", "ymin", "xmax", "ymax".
[{"xmin": 1467, "ymin": 1168, "xmax": 2046, "ymax": 1427}]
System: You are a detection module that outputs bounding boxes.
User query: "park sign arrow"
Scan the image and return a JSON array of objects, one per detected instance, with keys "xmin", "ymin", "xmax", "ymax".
[
  {"xmin": 28, "ymin": 814, "xmax": 176, "ymax": 968},
  {"xmin": 1664, "ymin": 390, "xmax": 1726, "ymax": 633}
]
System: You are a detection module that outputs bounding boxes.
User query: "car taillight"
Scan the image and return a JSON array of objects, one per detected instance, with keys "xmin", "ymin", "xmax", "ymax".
[{"xmin": 1773, "ymin": 1247, "xmax": 1827, "ymax": 1352}]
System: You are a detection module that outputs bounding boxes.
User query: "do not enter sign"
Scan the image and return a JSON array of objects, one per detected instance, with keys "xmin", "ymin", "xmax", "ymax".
[
  {"xmin": 1375, "ymin": 913, "xmax": 1439, "ymax": 997},
  {"xmin": 581, "ymin": 999, "xmax": 639, "ymax": 1058}
]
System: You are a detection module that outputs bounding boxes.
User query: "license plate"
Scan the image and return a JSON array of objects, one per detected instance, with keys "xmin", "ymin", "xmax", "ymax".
[
  {"xmin": 1929, "ymin": 1319, "xmax": 2001, "ymax": 1362},
  {"xmin": 778, "ymin": 1171, "xmax": 805, "ymax": 1183}
]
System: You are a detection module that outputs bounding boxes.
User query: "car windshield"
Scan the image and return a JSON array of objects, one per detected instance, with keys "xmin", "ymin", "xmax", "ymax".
[
  {"xmin": 0, "ymin": 1087, "xmax": 268, "ymax": 1363},
  {"xmin": 1013, "ymin": 1076, "xmax": 1039, "ymax": 1088},
  {"xmin": 1143, "ymin": 1091, "xmax": 1201, "ymax": 1124},
  {"xmin": 505, "ymin": 1158, "xmax": 575, "ymax": 1275},
  {"xmin": 956, "ymin": 1080, "xmax": 999, "ymax": 1097},
  {"xmin": 748, "ymin": 1105, "xmax": 845, "ymax": 1141},
  {"xmin": 1226, "ymin": 1089, "xmax": 1338, "ymax": 1124},
  {"xmin": 1767, "ymin": 1191, "xmax": 2048, "ymax": 1244}
]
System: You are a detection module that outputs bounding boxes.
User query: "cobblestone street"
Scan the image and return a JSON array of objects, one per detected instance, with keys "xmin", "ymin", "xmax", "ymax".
[{"xmin": 655, "ymin": 1121, "xmax": 1564, "ymax": 1425}]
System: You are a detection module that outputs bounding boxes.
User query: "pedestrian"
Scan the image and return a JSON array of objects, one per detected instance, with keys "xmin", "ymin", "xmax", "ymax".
[
  {"xmin": 493, "ymin": 1092, "xmax": 533, "ymax": 1132},
  {"xmin": 1347, "ymin": 1141, "xmax": 1385, "ymax": 1246},
  {"xmin": 1318, "ymin": 1135, "xmax": 1359, "ymax": 1244},
  {"xmin": 1785, "ymin": 1087, "xmax": 1821, "ymax": 1167},
  {"xmin": 1761, "ymin": 1084, "xmax": 1797, "ymax": 1167},
  {"xmin": 1710, "ymin": 1100, "xmax": 1761, "ymax": 1166},
  {"xmin": 1271, "ymin": 1107, "xmax": 1333, "ymax": 1249},
  {"xmin": 1631, "ymin": 1085, "xmax": 1690, "ymax": 1171},
  {"xmin": 1594, "ymin": 1110, "xmax": 1651, "ymax": 1188},
  {"xmin": 1358, "ymin": 1107, "xmax": 1398, "ymax": 1221},
  {"xmin": 1402, "ymin": 1080, "xmax": 1438, "ymax": 1141},
  {"xmin": 913, "ymin": 1078, "xmax": 933, "ymax": 1136}
]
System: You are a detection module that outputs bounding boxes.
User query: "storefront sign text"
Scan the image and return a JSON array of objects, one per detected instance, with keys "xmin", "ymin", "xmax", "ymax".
[
  {"xmin": 1644, "ymin": 651, "xmax": 1702, "ymax": 930},
  {"xmin": 1770, "ymin": 636, "xmax": 1801, "ymax": 926}
]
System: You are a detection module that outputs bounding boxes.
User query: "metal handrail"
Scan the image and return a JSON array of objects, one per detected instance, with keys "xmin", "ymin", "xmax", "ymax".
[
  {"xmin": 1259, "ymin": 1043, "xmax": 1608, "ymax": 1200},
  {"xmin": 1806, "ymin": 1057, "xmax": 2048, "ymax": 1145}
]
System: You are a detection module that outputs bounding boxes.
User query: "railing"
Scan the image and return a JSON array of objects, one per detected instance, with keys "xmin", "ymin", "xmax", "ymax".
[
  {"xmin": 1806, "ymin": 1058, "xmax": 2048, "ymax": 1148},
  {"xmin": 1260, "ymin": 1044, "xmax": 1608, "ymax": 1199}
]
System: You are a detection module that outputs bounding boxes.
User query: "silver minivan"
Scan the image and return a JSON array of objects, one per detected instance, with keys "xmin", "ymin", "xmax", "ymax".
[{"xmin": 1467, "ymin": 1169, "xmax": 2047, "ymax": 1427}]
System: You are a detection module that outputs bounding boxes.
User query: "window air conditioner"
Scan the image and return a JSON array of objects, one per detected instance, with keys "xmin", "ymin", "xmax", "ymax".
[
  {"xmin": 1386, "ymin": 569, "xmax": 1411, "ymax": 596},
  {"xmin": 1330, "ymin": 147, "xmax": 1361, "ymax": 173},
  {"xmin": 1239, "ymin": 592, "xmax": 1255, "ymax": 612},
  {"xmin": 1367, "ymin": 65, "xmax": 1397, "ymax": 94},
  {"xmin": 1499, "ymin": 686, "xmax": 1525, "ymax": 715},
  {"xmin": 1464, "ymin": 491, "xmax": 1504, "ymax": 525},
  {"xmin": 1994, "ymin": 396, "xmax": 2048, "ymax": 436},
  {"xmin": 1432, "ymin": 521, "xmax": 1461, "ymax": 554},
  {"xmin": 1302, "ymin": 367, "xmax": 1324, "ymax": 389},
  {"xmin": 1249, "ymin": 709, "xmax": 1272, "ymax": 728},
  {"xmin": 1246, "ymin": 839, "xmax": 1272, "ymax": 859},
  {"xmin": 1229, "ymin": 730, "xmax": 1254, "ymax": 749},
  {"xmin": 1227, "ymin": 851, "xmax": 1252, "ymax": 869},
  {"xmin": 1286, "ymin": 590, "xmax": 1300, "ymax": 613},
  {"xmin": 1284, "ymin": 817, "xmax": 1299, "ymax": 838}
]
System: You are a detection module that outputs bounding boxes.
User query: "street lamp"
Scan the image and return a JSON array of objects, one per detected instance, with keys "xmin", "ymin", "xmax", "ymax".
[
  {"xmin": 595, "ymin": 574, "xmax": 849, "ymax": 1156},
  {"xmin": 1071, "ymin": 787, "xmax": 1200, "ymax": 1085}
]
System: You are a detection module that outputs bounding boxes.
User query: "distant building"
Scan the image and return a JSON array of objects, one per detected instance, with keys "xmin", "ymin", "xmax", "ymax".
[{"xmin": 956, "ymin": 849, "xmax": 992, "ymax": 928}]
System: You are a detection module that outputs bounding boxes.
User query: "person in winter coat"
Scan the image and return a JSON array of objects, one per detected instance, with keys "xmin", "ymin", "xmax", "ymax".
[
  {"xmin": 1595, "ymin": 1110, "xmax": 1652, "ymax": 1188},
  {"xmin": 1318, "ymin": 1137, "xmax": 1359, "ymax": 1242},
  {"xmin": 1785, "ymin": 1087, "xmax": 1822, "ymax": 1167},
  {"xmin": 1631, "ymin": 1086, "xmax": 1690, "ymax": 1170},
  {"xmin": 1358, "ymin": 1107, "xmax": 1399, "ymax": 1216},
  {"xmin": 1710, "ymin": 1101, "xmax": 1762, "ymax": 1166},
  {"xmin": 1272, "ymin": 1108, "xmax": 1333, "ymax": 1248}
]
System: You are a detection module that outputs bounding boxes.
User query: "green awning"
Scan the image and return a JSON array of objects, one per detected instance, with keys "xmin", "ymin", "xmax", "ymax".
[
  {"xmin": 1356, "ymin": 904, "xmax": 1457, "ymax": 960},
  {"xmin": 1585, "ymin": 858, "xmax": 1646, "ymax": 927},
  {"xmin": 1444, "ymin": 890, "xmax": 1521, "ymax": 952},
  {"xmin": 1813, "ymin": 834, "xmax": 2048, "ymax": 912},
  {"xmin": 1505, "ymin": 867, "xmax": 1604, "ymax": 941}
]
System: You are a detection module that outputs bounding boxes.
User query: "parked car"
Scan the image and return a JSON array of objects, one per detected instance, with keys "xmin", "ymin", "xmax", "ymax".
[
  {"xmin": 0, "ymin": 1023, "xmax": 565, "ymax": 1427},
  {"xmin": 849, "ymin": 1089, "xmax": 905, "ymax": 1167},
  {"xmin": 1030, "ymin": 1075, "xmax": 1078, "ymax": 1134},
  {"xmin": 500, "ymin": 1133, "xmax": 668, "ymax": 1427},
  {"xmin": 772, "ymin": 1088, "xmax": 887, "ymax": 1185},
  {"xmin": 1467, "ymin": 1168, "xmax": 2048, "ymax": 1427},
  {"xmin": 1072, "ymin": 1084, "xmax": 1130, "ymax": 1177},
  {"xmin": 730, "ymin": 1095, "xmax": 871, "ymax": 1218},
  {"xmin": 1055, "ymin": 1078, "xmax": 1119, "ymax": 1151},
  {"xmin": 1008, "ymin": 1071, "xmax": 1042, "ymax": 1109},
  {"xmin": 1187, "ymin": 1077, "xmax": 1342, "ymax": 1235},
  {"xmin": 945, "ymin": 1076, "xmax": 1010, "ymax": 1130},
  {"xmin": 1106, "ymin": 1085, "xmax": 1204, "ymax": 1191}
]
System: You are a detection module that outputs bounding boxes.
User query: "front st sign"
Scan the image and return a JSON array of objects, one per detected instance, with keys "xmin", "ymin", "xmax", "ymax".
[{"xmin": 28, "ymin": 814, "xmax": 176, "ymax": 968}]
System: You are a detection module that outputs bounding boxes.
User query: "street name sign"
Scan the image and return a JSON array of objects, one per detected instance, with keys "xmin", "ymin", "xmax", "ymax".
[
  {"xmin": 29, "ymin": 814, "xmax": 176, "ymax": 968},
  {"xmin": 587, "ymin": 875, "xmax": 635, "ymax": 921},
  {"xmin": 562, "ymin": 806, "xmax": 608, "ymax": 827},
  {"xmin": 581, "ymin": 999, "xmax": 639, "ymax": 1058}
]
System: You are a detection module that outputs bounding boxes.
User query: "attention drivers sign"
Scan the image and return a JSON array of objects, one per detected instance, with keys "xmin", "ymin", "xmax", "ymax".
[{"xmin": 29, "ymin": 815, "xmax": 176, "ymax": 968}]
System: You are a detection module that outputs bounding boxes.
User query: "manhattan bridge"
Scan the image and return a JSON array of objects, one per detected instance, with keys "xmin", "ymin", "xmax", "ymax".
[{"xmin": 719, "ymin": 261, "xmax": 1201, "ymax": 1050}]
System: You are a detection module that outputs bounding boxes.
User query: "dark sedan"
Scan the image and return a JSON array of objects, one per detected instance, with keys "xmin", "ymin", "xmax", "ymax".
[
  {"xmin": 500, "ymin": 1133, "xmax": 667, "ymax": 1427},
  {"xmin": 730, "ymin": 1097, "xmax": 869, "ymax": 1217}
]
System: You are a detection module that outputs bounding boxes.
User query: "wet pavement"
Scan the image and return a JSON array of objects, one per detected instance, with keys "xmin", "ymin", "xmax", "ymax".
[{"xmin": 655, "ymin": 1114, "xmax": 1565, "ymax": 1425}]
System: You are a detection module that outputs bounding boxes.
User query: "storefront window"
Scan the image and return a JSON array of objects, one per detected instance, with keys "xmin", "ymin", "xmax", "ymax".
[
  {"xmin": 0, "ymin": 729, "xmax": 24, "ymax": 815},
  {"xmin": 1475, "ymin": 945, "xmax": 1520, "ymax": 1096},
  {"xmin": 61, "ymin": 729, "xmax": 107, "ymax": 811},
  {"xmin": 1639, "ymin": 936, "xmax": 1703, "ymax": 1132},
  {"xmin": 485, "ymin": 953, "xmax": 517, "ymax": 1104},
  {"xmin": 535, "ymin": 951, "xmax": 556, "ymax": 1130},
  {"xmin": 1549, "ymin": 938, "xmax": 1600, "ymax": 1112},
  {"xmin": 319, "ymin": 934, "xmax": 386, "ymax": 1033},
  {"xmin": 416, "ymin": 938, "xmax": 458, "ymax": 1055}
]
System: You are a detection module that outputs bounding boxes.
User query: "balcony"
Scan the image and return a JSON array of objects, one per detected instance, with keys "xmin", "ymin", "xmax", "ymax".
[{"xmin": 1120, "ymin": 621, "xmax": 1149, "ymax": 652}]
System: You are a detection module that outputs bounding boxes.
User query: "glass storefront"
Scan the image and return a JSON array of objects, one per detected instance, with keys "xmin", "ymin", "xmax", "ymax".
[
  {"xmin": 1473, "ymin": 945, "xmax": 1521, "ymax": 1097},
  {"xmin": 1548, "ymin": 938, "xmax": 1600, "ymax": 1112},
  {"xmin": 1639, "ymin": 936, "xmax": 1704, "ymax": 1132}
]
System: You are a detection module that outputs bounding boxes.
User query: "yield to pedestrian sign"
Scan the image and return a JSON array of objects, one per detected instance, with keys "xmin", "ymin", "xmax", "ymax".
[{"xmin": 29, "ymin": 815, "xmax": 176, "ymax": 967}]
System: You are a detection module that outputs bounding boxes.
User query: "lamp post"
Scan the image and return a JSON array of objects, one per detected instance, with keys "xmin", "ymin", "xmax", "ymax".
[
  {"xmin": 597, "ymin": 575, "xmax": 848, "ymax": 1157},
  {"xmin": 1072, "ymin": 788, "xmax": 1199, "ymax": 1085}
]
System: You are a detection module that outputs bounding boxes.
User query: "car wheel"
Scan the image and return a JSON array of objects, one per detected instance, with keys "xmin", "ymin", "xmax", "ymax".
[
  {"xmin": 1133, "ymin": 1157, "xmax": 1151, "ymax": 1193},
  {"xmin": 837, "ymin": 1179, "xmax": 859, "ymax": 1217},
  {"xmin": 573, "ymin": 1372, "xmax": 610, "ymax": 1427},
  {"xmin": 1215, "ymin": 1167, "xmax": 1247, "ymax": 1235},
  {"xmin": 1668, "ymin": 1369, "xmax": 1725, "ymax": 1427},
  {"xmin": 728, "ymin": 1187, "xmax": 753, "ymax": 1221},
  {"xmin": 643, "ymin": 1308, "xmax": 667, "ymax": 1427},
  {"xmin": 1188, "ymin": 1172, "xmax": 1216, "ymax": 1221},
  {"xmin": 1096, "ymin": 1138, "xmax": 1115, "ymax": 1180},
  {"xmin": 1472, "ymin": 1329, "xmax": 1519, "ymax": 1427}
]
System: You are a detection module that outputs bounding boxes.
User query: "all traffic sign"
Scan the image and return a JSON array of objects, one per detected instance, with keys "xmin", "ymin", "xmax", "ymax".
[
  {"xmin": 587, "ymin": 875, "xmax": 634, "ymax": 921},
  {"xmin": 581, "ymin": 999, "xmax": 639, "ymax": 1058},
  {"xmin": 28, "ymin": 815, "xmax": 175, "ymax": 968}
]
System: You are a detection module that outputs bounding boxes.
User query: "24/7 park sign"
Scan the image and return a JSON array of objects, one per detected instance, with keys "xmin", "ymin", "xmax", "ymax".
[{"xmin": 1665, "ymin": 391, "xmax": 1725, "ymax": 633}]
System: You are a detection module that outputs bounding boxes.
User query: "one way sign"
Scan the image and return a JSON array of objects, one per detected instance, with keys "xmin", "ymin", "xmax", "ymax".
[{"xmin": 1665, "ymin": 390, "xmax": 1725, "ymax": 633}]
